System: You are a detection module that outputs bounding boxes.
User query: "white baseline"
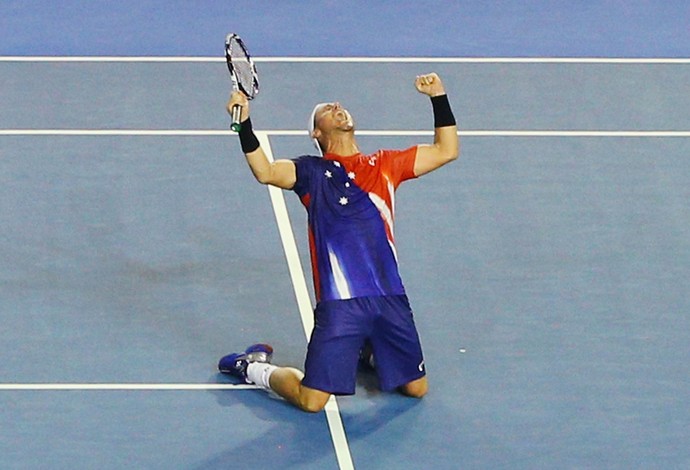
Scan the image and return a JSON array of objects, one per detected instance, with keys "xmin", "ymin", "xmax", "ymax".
[
  {"xmin": 1, "ymin": 130, "xmax": 689, "ymax": 137},
  {"xmin": 0, "ymin": 383, "xmax": 260, "ymax": 390}
]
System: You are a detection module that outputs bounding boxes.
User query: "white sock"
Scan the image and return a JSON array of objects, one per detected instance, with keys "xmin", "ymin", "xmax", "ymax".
[{"xmin": 246, "ymin": 362, "xmax": 278, "ymax": 390}]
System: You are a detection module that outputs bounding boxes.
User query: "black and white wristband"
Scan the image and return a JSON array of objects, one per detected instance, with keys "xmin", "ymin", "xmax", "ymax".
[
  {"xmin": 238, "ymin": 117, "xmax": 260, "ymax": 154},
  {"xmin": 431, "ymin": 94, "xmax": 456, "ymax": 128}
]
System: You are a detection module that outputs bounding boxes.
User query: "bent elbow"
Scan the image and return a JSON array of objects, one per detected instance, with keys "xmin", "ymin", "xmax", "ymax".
[
  {"xmin": 438, "ymin": 137, "xmax": 459, "ymax": 164},
  {"xmin": 254, "ymin": 173, "xmax": 272, "ymax": 185},
  {"xmin": 252, "ymin": 167, "xmax": 275, "ymax": 185},
  {"xmin": 448, "ymin": 139, "xmax": 460, "ymax": 162},
  {"xmin": 444, "ymin": 148, "xmax": 459, "ymax": 164}
]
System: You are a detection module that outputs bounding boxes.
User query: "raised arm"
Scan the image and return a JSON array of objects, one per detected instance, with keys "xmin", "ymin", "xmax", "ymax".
[
  {"xmin": 412, "ymin": 73, "xmax": 460, "ymax": 177},
  {"xmin": 227, "ymin": 91, "xmax": 296, "ymax": 189}
]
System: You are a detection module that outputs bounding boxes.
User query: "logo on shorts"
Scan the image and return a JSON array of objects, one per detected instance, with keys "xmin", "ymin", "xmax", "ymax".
[{"xmin": 418, "ymin": 360, "xmax": 425, "ymax": 372}]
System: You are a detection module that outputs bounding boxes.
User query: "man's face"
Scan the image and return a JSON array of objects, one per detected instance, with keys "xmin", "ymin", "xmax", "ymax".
[{"xmin": 314, "ymin": 102, "xmax": 354, "ymax": 132}]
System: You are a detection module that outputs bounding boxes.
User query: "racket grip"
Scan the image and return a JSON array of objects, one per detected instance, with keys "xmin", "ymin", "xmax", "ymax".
[{"xmin": 231, "ymin": 104, "xmax": 242, "ymax": 132}]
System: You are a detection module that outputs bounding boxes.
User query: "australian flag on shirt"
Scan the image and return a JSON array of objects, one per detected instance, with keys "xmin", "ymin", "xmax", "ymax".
[{"xmin": 291, "ymin": 146, "xmax": 418, "ymax": 303}]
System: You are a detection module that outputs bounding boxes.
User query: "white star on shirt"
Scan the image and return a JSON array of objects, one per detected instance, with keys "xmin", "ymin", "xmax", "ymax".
[
  {"xmin": 324, "ymin": 170, "xmax": 332, "ymax": 178},
  {"xmin": 345, "ymin": 182, "xmax": 350, "ymax": 188},
  {"xmin": 348, "ymin": 171, "xmax": 356, "ymax": 180},
  {"xmin": 333, "ymin": 161, "xmax": 341, "ymax": 168},
  {"xmin": 339, "ymin": 197, "xmax": 349, "ymax": 206}
]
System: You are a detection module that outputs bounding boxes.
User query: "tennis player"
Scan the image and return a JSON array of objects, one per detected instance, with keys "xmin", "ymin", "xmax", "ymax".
[{"xmin": 219, "ymin": 73, "xmax": 458, "ymax": 412}]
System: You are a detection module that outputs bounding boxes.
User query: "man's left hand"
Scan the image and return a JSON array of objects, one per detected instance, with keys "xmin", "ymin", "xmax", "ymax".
[{"xmin": 415, "ymin": 73, "xmax": 446, "ymax": 97}]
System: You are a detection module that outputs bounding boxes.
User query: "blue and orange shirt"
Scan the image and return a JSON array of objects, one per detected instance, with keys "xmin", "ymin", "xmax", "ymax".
[{"xmin": 291, "ymin": 146, "xmax": 418, "ymax": 302}]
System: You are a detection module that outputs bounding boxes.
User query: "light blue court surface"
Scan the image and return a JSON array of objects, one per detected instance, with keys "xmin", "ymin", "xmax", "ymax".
[{"xmin": 2, "ymin": 2, "xmax": 690, "ymax": 469}]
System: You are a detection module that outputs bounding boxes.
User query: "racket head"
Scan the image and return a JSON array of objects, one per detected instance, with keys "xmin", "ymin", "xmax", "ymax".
[{"xmin": 225, "ymin": 33, "xmax": 259, "ymax": 100}]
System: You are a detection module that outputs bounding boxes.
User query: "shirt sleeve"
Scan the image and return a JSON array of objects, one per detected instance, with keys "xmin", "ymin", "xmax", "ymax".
[
  {"xmin": 378, "ymin": 145, "xmax": 418, "ymax": 188},
  {"xmin": 291, "ymin": 155, "xmax": 316, "ymax": 197}
]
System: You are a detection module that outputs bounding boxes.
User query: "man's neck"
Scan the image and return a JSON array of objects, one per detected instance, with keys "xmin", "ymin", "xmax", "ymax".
[{"xmin": 324, "ymin": 133, "xmax": 359, "ymax": 156}]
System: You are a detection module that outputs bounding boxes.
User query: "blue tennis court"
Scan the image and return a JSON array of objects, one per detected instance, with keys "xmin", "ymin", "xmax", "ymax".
[{"xmin": 2, "ymin": 2, "xmax": 689, "ymax": 469}]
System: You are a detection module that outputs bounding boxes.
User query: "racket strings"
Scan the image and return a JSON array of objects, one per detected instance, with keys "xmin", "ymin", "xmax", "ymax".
[{"xmin": 227, "ymin": 39, "xmax": 258, "ymax": 98}]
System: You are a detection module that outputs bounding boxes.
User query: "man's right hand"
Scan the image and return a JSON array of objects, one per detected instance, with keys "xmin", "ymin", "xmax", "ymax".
[{"xmin": 227, "ymin": 91, "xmax": 250, "ymax": 122}]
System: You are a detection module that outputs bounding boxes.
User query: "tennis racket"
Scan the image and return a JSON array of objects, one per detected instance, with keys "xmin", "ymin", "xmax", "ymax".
[{"xmin": 224, "ymin": 33, "xmax": 260, "ymax": 132}]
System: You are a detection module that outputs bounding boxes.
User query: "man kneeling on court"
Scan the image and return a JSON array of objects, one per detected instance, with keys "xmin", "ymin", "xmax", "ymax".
[{"xmin": 218, "ymin": 73, "xmax": 459, "ymax": 412}]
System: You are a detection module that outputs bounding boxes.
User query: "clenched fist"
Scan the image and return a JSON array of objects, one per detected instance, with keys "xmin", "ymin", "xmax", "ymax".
[{"xmin": 415, "ymin": 73, "xmax": 446, "ymax": 97}]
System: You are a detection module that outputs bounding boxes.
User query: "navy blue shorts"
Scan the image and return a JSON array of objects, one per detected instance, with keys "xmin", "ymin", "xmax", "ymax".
[{"xmin": 302, "ymin": 295, "xmax": 426, "ymax": 395}]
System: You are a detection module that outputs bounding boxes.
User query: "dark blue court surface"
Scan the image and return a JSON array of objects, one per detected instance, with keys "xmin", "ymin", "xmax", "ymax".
[
  {"xmin": 2, "ymin": 2, "xmax": 690, "ymax": 469},
  {"xmin": 2, "ymin": 0, "xmax": 690, "ymax": 57}
]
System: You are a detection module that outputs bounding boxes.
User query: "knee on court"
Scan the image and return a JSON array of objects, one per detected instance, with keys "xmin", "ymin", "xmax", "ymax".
[
  {"xmin": 400, "ymin": 378, "xmax": 428, "ymax": 398},
  {"xmin": 298, "ymin": 386, "xmax": 331, "ymax": 413}
]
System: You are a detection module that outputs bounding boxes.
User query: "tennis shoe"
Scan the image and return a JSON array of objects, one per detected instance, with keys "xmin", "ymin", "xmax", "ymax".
[{"xmin": 218, "ymin": 343, "xmax": 273, "ymax": 382}]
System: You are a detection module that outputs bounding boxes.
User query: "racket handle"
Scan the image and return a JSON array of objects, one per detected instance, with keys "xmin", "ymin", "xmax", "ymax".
[{"xmin": 231, "ymin": 104, "xmax": 242, "ymax": 132}]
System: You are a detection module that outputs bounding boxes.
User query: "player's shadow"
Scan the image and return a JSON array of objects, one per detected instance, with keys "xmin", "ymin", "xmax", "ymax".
[
  {"xmin": 354, "ymin": 363, "xmax": 381, "ymax": 394},
  {"xmin": 192, "ymin": 371, "xmax": 422, "ymax": 469}
]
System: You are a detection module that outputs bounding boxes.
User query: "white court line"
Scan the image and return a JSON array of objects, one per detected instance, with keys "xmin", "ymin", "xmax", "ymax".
[
  {"xmin": 256, "ymin": 132, "xmax": 355, "ymax": 470},
  {"xmin": 256, "ymin": 132, "xmax": 315, "ymax": 338},
  {"xmin": 0, "ymin": 383, "xmax": 260, "ymax": 390},
  {"xmin": 264, "ymin": 130, "xmax": 690, "ymax": 138},
  {"xmin": 2, "ymin": 130, "xmax": 689, "ymax": 137},
  {"xmin": 1, "ymin": 56, "xmax": 689, "ymax": 64}
]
